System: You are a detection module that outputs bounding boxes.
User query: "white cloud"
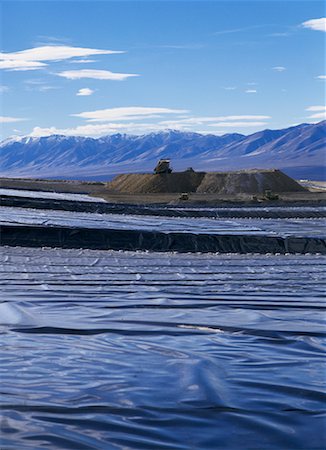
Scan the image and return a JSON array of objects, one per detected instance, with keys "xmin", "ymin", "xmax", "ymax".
[
  {"xmin": 26, "ymin": 109, "xmax": 271, "ymax": 138},
  {"xmin": 245, "ymin": 89, "xmax": 257, "ymax": 94},
  {"xmin": 307, "ymin": 112, "xmax": 326, "ymax": 120},
  {"xmin": 57, "ymin": 69, "xmax": 138, "ymax": 80},
  {"xmin": 193, "ymin": 130, "xmax": 226, "ymax": 135},
  {"xmin": 223, "ymin": 86, "xmax": 237, "ymax": 90},
  {"xmin": 302, "ymin": 18, "xmax": 326, "ymax": 32},
  {"xmin": 269, "ymin": 32, "xmax": 290, "ymax": 38},
  {"xmin": 316, "ymin": 75, "xmax": 326, "ymax": 79},
  {"xmin": 0, "ymin": 45, "xmax": 124, "ymax": 72},
  {"xmin": 0, "ymin": 60, "xmax": 47, "ymax": 71},
  {"xmin": 160, "ymin": 115, "xmax": 270, "ymax": 126},
  {"xmin": 159, "ymin": 44, "xmax": 204, "ymax": 50},
  {"xmin": 28, "ymin": 113, "xmax": 271, "ymax": 138},
  {"xmin": 25, "ymin": 79, "xmax": 49, "ymax": 85},
  {"xmin": 0, "ymin": 45, "xmax": 123, "ymax": 62},
  {"xmin": 208, "ymin": 121, "xmax": 267, "ymax": 128},
  {"xmin": 30, "ymin": 120, "xmax": 267, "ymax": 137},
  {"xmin": 76, "ymin": 88, "xmax": 94, "ymax": 96},
  {"xmin": 69, "ymin": 59, "xmax": 97, "ymax": 64},
  {"xmin": 72, "ymin": 106, "xmax": 189, "ymax": 122},
  {"xmin": 24, "ymin": 79, "xmax": 59, "ymax": 92},
  {"xmin": 38, "ymin": 85, "xmax": 58, "ymax": 92},
  {"xmin": 213, "ymin": 25, "xmax": 265, "ymax": 35},
  {"xmin": 213, "ymin": 114, "xmax": 268, "ymax": 121},
  {"xmin": 272, "ymin": 66, "xmax": 286, "ymax": 72},
  {"xmin": 29, "ymin": 122, "xmax": 172, "ymax": 137},
  {"xmin": 0, "ymin": 116, "xmax": 26, "ymax": 123},
  {"xmin": 306, "ymin": 106, "xmax": 326, "ymax": 112},
  {"xmin": 306, "ymin": 106, "xmax": 326, "ymax": 121}
]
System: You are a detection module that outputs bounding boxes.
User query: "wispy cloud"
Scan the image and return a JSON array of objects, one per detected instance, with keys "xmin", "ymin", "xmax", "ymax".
[
  {"xmin": 0, "ymin": 60, "xmax": 47, "ymax": 71},
  {"xmin": 272, "ymin": 66, "xmax": 286, "ymax": 72},
  {"xmin": 158, "ymin": 43, "xmax": 204, "ymax": 50},
  {"xmin": 0, "ymin": 45, "xmax": 123, "ymax": 62},
  {"xmin": 223, "ymin": 86, "xmax": 237, "ymax": 90},
  {"xmin": 76, "ymin": 88, "xmax": 94, "ymax": 96},
  {"xmin": 208, "ymin": 121, "xmax": 267, "ymax": 128},
  {"xmin": 160, "ymin": 115, "xmax": 270, "ymax": 126},
  {"xmin": 29, "ymin": 122, "xmax": 174, "ymax": 137},
  {"xmin": 22, "ymin": 103, "xmax": 272, "ymax": 138},
  {"xmin": 302, "ymin": 17, "xmax": 326, "ymax": 32},
  {"xmin": 57, "ymin": 69, "xmax": 138, "ymax": 80},
  {"xmin": 307, "ymin": 112, "xmax": 326, "ymax": 120},
  {"xmin": 245, "ymin": 89, "xmax": 257, "ymax": 94},
  {"xmin": 0, "ymin": 116, "xmax": 26, "ymax": 123},
  {"xmin": 72, "ymin": 106, "xmax": 189, "ymax": 122},
  {"xmin": 306, "ymin": 106, "xmax": 326, "ymax": 112},
  {"xmin": 35, "ymin": 36, "xmax": 72, "ymax": 45},
  {"xmin": 213, "ymin": 24, "xmax": 269, "ymax": 36},
  {"xmin": 25, "ymin": 79, "xmax": 49, "ymax": 85},
  {"xmin": 316, "ymin": 75, "xmax": 326, "ymax": 79},
  {"xmin": 268, "ymin": 32, "xmax": 291, "ymax": 38},
  {"xmin": 24, "ymin": 79, "xmax": 59, "ymax": 92},
  {"xmin": 305, "ymin": 106, "xmax": 326, "ymax": 121},
  {"xmin": 159, "ymin": 115, "xmax": 270, "ymax": 133},
  {"xmin": 68, "ymin": 59, "xmax": 97, "ymax": 64},
  {"xmin": 0, "ymin": 85, "xmax": 9, "ymax": 93},
  {"xmin": 0, "ymin": 45, "xmax": 124, "ymax": 72},
  {"xmin": 27, "ymin": 111, "xmax": 271, "ymax": 137},
  {"xmin": 37, "ymin": 85, "xmax": 58, "ymax": 92}
]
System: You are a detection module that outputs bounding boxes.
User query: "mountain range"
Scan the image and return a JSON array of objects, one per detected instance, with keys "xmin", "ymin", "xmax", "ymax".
[{"xmin": 0, "ymin": 120, "xmax": 325, "ymax": 180}]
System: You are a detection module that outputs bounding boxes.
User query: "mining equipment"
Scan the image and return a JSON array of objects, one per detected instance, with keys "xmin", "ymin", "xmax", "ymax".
[
  {"xmin": 154, "ymin": 159, "xmax": 172, "ymax": 174},
  {"xmin": 264, "ymin": 190, "xmax": 279, "ymax": 201},
  {"xmin": 179, "ymin": 193, "xmax": 189, "ymax": 201}
]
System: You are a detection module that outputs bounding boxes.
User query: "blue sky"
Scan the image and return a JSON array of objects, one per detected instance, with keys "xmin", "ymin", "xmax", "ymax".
[{"xmin": 1, "ymin": 0, "xmax": 325, "ymax": 139}]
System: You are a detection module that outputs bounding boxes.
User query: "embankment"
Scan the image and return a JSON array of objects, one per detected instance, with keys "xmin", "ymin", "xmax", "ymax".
[{"xmin": 1, "ymin": 224, "xmax": 325, "ymax": 254}]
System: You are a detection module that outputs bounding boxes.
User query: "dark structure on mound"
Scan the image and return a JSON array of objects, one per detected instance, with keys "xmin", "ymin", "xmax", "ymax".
[
  {"xmin": 108, "ymin": 168, "xmax": 306, "ymax": 195},
  {"xmin": 154, "ymin": 159, "xmax": 172, "ymax": 174}
]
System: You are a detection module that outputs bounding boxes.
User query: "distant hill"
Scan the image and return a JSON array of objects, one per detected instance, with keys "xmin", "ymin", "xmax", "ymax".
[{"xmin": 0, "ymin": 121, "xmax": 325, "ymax": 180}]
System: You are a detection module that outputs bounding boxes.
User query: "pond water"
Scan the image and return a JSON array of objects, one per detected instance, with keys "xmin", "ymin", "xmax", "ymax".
[{"xmin": 1, "ymin": 247, "xmax": 325, "ymax": 449}]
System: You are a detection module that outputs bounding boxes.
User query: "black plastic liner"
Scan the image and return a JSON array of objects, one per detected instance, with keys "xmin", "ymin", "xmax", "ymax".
[
  {"xmin": 1, "ymin": 247, "xmax": 325, "ymax": 450},
  {"xmin": 1, "ymin": 195, "xmax": 325, "ymax": 218},
  {"xmin": 1, "ymin": 224, "xmax": 325, "ymax": 254}
]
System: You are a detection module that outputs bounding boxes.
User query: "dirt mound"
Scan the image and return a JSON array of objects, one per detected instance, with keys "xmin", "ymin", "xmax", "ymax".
[
  {"xmin": 108, "ymin": 169, "xmax": 306, "ymax": 194},
  {"xmin": 197, "ymin": 169, "xmax": 306, "ymax": 194},
  {"xmin": 109, "ymin": 172, "xmax": 205, "ymax": 194}
]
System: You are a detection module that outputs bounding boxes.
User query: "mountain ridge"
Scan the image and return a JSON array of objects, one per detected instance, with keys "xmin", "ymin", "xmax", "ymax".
[{"xmin": 0, "ymin": 121, "xmax": 325, "ymax": 180}]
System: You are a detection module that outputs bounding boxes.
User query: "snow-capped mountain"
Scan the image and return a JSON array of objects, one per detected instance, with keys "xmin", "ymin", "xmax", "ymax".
[{"xmin": 0, "ymin": 121, "xmax": 325, "ymax": 180}]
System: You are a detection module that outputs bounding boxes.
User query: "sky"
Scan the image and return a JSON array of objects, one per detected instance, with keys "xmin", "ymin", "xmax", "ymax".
[{"xmin": 0, "ymin": 0, "xmax": 325, "ymax": 140}]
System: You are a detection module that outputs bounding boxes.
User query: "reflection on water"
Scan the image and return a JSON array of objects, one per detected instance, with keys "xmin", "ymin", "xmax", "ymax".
[{"xmin": 1, "ymin": 247, "xmax": 325, "ymax": 449}]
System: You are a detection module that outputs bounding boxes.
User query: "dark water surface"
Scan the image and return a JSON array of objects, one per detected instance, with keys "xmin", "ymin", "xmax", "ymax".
[{"xmin": 0, "ymin": 247, "xmax": 325, "ymax": 449}]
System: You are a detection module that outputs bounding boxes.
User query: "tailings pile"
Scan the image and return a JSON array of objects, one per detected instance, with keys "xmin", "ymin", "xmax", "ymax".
[
  {"xmin": 109, "ymin": 171, "xmax": 205, "ymax": 193},
  {"xmin": 108, "ymin": 169, "xmax": 306, "ymax": 194},
  {"xmin": 197, "ymin": 169, "xmax": 306, "ymax": 194}
]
